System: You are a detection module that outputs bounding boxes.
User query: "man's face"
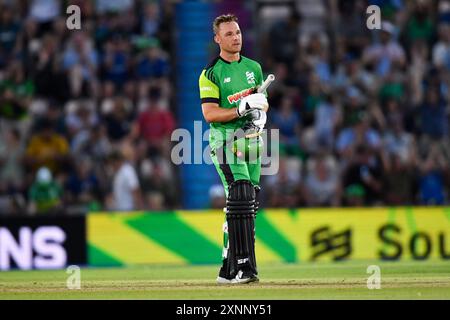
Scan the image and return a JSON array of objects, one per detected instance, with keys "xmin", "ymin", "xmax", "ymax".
[{"xmin": 214, "ymin": 21, "xmax": 242, "ymax": 54}]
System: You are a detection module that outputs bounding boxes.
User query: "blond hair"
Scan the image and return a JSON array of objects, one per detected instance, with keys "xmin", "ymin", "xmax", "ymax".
[{"xmin": 213, "ymin": 14, "xmax": 238, "ymax": 34}]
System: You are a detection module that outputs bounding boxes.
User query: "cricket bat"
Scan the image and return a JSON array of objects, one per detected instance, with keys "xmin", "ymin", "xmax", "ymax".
[
  {"xmin": 257, "ymin": 74, "xmax": 275, "ymax": 94},
  {"xmin": 244, "ymin": 74, "xmax": 275, "ymax": 138}
]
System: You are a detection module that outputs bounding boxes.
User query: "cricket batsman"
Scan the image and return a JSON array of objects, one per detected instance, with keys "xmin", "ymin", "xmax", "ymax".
[{"xmin": 198, "ymin": 14, "xmax": 271, "ymax": 284}]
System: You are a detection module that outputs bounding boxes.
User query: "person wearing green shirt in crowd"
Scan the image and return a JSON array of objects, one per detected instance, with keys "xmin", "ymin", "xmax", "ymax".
[
  {"xmin": 0, "ymin": 61, "xmax": 34, "ymax": 120},
  {"xmin": 28, "ymin": 167, "xmax": 63, "ymax": 214}
]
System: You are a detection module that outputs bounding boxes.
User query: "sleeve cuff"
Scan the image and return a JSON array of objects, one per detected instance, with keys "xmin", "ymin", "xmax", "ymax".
[{"xmin": 201, "ymin": 97, "xmax": 220, "ymax": 104}]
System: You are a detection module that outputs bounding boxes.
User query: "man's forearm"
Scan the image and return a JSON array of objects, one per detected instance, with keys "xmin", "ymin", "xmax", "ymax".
[
  {"xmin": 202, "ymin": 103, "xmax": 239, "ymax": 123},
  {"xmin": 209, "ymin": 107, "xmax": 239, "ymax": 123},
  {"xmin": 202, "ymin": 99, "xmax": 268, "ymax": 124}
]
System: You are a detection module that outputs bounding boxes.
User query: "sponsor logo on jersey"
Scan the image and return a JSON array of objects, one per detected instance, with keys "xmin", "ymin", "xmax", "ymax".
[
  {"xmin": 200, "ymin": 86, "xmax": 213, "ymax": 91},
  {"xmin": 227, "ymin": 87, "xmax": 254, "ymax": 104},
  {"xmin": 246, "ymin": 71, "xmax": 256, "ymax": 85},
  {"xmin": 224, "ymin": 77, "xmax": 231, "ymax": 83}
]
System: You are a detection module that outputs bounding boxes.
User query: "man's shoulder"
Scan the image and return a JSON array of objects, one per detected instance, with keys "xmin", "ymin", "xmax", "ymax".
[
  {"xmin": 120, "ymin": 162, "xmax": 138, "ymax": 176},
  {"xmin": 201, "ymin": 56, "xmax": 222, "ymax": 83},
  {"xmin": 240, "ymin": 55, "xmax": 262, "ymax": 68}
]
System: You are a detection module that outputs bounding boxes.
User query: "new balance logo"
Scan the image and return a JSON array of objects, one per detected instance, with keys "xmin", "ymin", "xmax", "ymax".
[
  {"xmin": 237, "ymin": 258, "xmax": 249, "ymax": 265},
  {"xmin": 224, "ymin": 77, "xmax": 231, "ymax": 83}
]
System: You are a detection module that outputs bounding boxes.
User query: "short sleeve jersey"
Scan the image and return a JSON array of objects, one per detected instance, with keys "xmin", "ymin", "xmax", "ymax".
[
  {"xmin": 199, "ymin": 55, "xmax": 264, "ymax": 150},
  {"xmin": 113, "ymin": 162, "xmax": 140, "ymax": 211}
]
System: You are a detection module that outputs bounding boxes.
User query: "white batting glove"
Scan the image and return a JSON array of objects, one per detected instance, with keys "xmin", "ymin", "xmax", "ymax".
[
  {"xmin": 236, "ymin": 93, "xmax": 268, "ymax": 117},
  {"xmin": 245, "ymin": 109, "xmax": 267, "ymax": 133}
]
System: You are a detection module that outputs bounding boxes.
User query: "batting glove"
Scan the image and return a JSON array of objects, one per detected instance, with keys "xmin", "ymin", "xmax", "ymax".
[
  {"xmin": 236, "ymin": 93, "xmax": 268, "ymax": 117},
  {"xmin": 245, "ymin": 109, "xmax": 267, "ymax": 134}
]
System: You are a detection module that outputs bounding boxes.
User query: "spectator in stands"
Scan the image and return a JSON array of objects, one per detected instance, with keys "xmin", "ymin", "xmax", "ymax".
[
  {"xmin": 28, "ymin": 166, "xmax": 63, "ymax": 215},
  {"xmin": 145, "ymin": 191, "xmax": 164, "ymax": 210},
  {"xmin": 342, "ymin": 145, "xmax": 383, "ymax": 206},
  {"xmin": 33, "ymin": 34, "xmax": 69, "ymax": 102},
  {"xmin": 341, "ymin": 86, "xmax": 365, "ymax": 127},
  {"xmin": 362, "ymin": 21, "xmax": 406, "ymax": 78},
  {"xmin": 382, "ymin": 152, "xmax": 417, "ymax": 205},
  {"xmin": 134, "ymin": 86, "xmax": 175, "ymax": 158},
  {"xmin": 378, "ymin": 69, "xmax": 405, "ymax": 103},
  {"xmin": 334, "ymin": 0, "xmax": 370, "ymax": 58},
  {"xmin": 0, "ymin": 128, "xmax": 25, "ymax": 193},
  {"xmin": 15, "ymin": 18, "xmax": 40, "ymax": 74},
  {"xmin": 0, "ymin": 60, "xmax": 34, "ymax": 121},
  {"xmin": 404, "ymin": 1, "xmax": 435, "ymax": 47},
  {"xmin": 101, "ymin": 35, "xmax": 132, "ymax": 90},
  {"xmin": 418, "ymin": 87, "xmax": 448, "ymax": 140},
  {"xmin": 99, "ymin": 81, "xmax": 116, "ymax": 114},
  {"xmin": 336, "ymin": 111, "xmax": 381, "ymax": 160},
  {"xmin": 304, "ymin": 153, "xmax": 341, "ymax": 207},
  {"xmin": 140, "ymin": 1, "xmax": 161, "ymax": 38},
  {"xmin": 267, "ymin": 10, "xmax": 301, "ymax": 68},
  {"xmin": 0, "ymin": 3, "xmax": 20, "ymax": 68},
  {"xmin": 343, "ymin": 183, "xmax": 365, "ymax": 207},
  {"xmin": 303, "ymin": 96, "xmax": 342, "ymax": 152},
  {"xmin": 383, "ymin": 113, "xmax": 417, "ymax": 165},
  {"xmin": 418, "ymin": 145, "xmax": 447, "ymax": 205},
  {"xmin": 438, "ymin": 0, "xmax": 450, "ymax": 24},
  {"xmin": 135, "ymin": 40, "xmax": 170, "ymax": 80},
  {"xmin": 25, "ymin": 118, "xmax": 70, "ymax": 175},
  {"xmin": 102, "ymin": 96, "xmax": 134, "ymax": 143},
  {"xmin": 269, "ymin": 96, "xmax": 302, "ymax": 158},
  {"xmin": 333, "ymin": 54, "xmax": 377, "ymax": 96},
  {"xmin": 65, "ymin": 157, "xmax": 101, "ymax": 211},
  {"xmin": 139, "ymin": 157, "xmax": 176, "ymax": 209},
  {"xmin": 82, "ymin": 124, "xmax": 113, "ymax": 161},
  {"xmin": 46, "ymin": 101, "xmax": 67, "ymax": 136},
  {"xmin": 304, "ymin": 34, "xmax": 331, "ymax": 84},
  {"xmin": 62, "ymin": 31, "xmax": 99, "ymax": 98},
  {"xmin": 302, "ymin": 73, "xmax": 325, "ymax": 127},
  {"xmin": 65, "ymin": 100, "xmax": 99, "ymax": 152},
  {"xmin": 28, "ymin": 0, "xmax": 61, "ymax": 35},
  {"xmin": 264, "ymin": 157, "xmax": 303, "ymax": 208},
  {"xmin": 432, "ymin": 23, "xmax": 450, "ymax": 71},
  {"xmin": 108, "ymin": 149, "xmax": 143, "ymax": 211}
]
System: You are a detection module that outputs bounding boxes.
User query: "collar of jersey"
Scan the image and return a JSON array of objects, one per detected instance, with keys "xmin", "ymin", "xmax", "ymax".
[{"xmin": 219, "ymin": 55, "xmax": 242, "ymax": 64}]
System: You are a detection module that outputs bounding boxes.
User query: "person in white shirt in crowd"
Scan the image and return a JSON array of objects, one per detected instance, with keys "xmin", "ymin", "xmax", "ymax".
[
  {"xmin": 432, "ymin": 23, "xmax": 450, "ymax": 71},
  {"xmin": 108, "ymin": 150, "xmax": 143, "ymax": 211}
]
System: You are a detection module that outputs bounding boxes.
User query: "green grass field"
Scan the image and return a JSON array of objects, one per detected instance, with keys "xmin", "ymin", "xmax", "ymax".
[{"xmin": 1, "ymin": 260, "xmax": 449, "ymax": 300}]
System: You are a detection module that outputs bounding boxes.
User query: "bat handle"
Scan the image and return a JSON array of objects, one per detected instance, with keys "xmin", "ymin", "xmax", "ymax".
[{"xmin": 257, "ymin": 74, "xmax": 275, "ymax": 93}]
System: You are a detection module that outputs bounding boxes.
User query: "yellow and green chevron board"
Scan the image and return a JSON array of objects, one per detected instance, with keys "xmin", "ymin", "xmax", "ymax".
[{"xmin": 87, "ymin": 207, "xmax": 450, "ymax": 266}]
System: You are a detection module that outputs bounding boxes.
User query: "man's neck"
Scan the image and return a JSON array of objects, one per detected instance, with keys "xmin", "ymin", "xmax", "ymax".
[{"xmin": 220, "ymin": 51, "xmax": 240, "ymax": 63}]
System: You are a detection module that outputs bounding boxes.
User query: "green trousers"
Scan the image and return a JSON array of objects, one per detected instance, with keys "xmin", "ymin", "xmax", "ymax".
[
  {"xmin": 210, "ymin": 144, "xmax": 261, "ymax": 261},
  {"xmin": 210, "ymin": 144, "xmax": 261, "ymax": 198}
]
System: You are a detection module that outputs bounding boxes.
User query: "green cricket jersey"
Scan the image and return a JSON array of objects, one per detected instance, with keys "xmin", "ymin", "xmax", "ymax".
[{"xmin": 198, "ymin": 55, "xmax": 264, "ymax": 150}]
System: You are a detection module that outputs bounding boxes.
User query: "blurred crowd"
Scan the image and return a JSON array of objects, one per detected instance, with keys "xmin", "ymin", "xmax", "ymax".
[
  {"xmin": 1, "ymin": 0, "xmax": 449, "ymax": 215},
  {"xmin": 258, "ymin": 0, "xmax": 450, "ymax": 208},
  {"xmin": 0, "ymin": 0, "xmax": 178, "ymax": 215}
]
